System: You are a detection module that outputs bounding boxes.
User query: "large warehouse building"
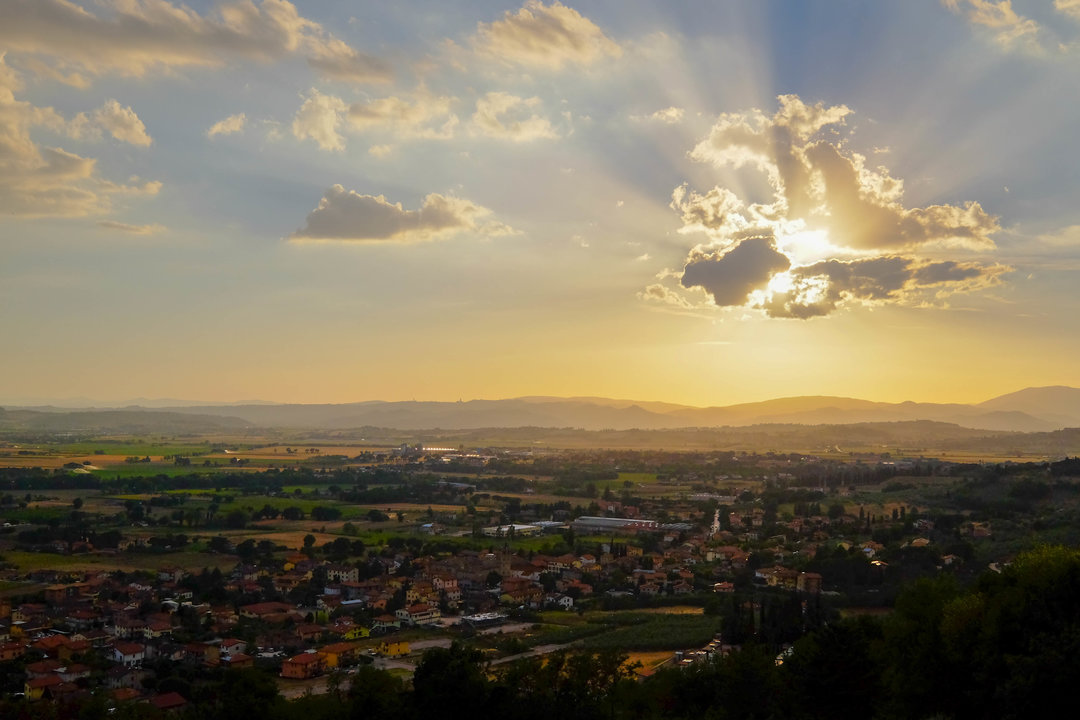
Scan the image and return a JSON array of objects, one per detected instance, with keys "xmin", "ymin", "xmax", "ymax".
[{"xmin": 570, "ymin": 516, "xmax": 660, "ymax": 534}]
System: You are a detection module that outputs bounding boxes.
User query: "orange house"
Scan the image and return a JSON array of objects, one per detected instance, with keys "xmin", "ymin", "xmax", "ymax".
[{"xmin": 280, "ymin": 652, "xmax": 324, "ymax": 679}]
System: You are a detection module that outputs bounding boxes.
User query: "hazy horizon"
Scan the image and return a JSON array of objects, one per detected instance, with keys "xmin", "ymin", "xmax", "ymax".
[
  {"xmin": 3, "ymin": 2, "xmax": 1079, "ymax": 407},
  {"xmin": 3, "ymin": 384, "xmax": 1077, "ymax": 411}
]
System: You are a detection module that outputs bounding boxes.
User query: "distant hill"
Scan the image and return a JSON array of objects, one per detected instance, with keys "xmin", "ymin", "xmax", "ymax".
[
  {"xmin": 0, "ymin": 407, "xmax": 253, "ymax": 435},
  {"xmin": 4, "ymin": 386, "xmax": 1078, "ymax": 434},
  {"xmin": 977, "ymin": 386, "xmax": 1080, "ymax": 427}
]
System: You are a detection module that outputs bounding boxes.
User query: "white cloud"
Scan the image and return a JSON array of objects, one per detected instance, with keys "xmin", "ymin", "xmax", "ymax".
[
  {"xmin": 305, "ymin": 33, "xmax": 393, "ymax": 84},
  {"xmin": 0, "ymin": 0, "xmax": 392, "ymax": 84},
  {"xmin": 0, "ymin": 53, "xmax": 159, "ymax": 218},
  {"xmin": 947, "ymin": 0, "xmax": 1041, "ymax": 49},
  {"xmin": 292, "ymin": 89, "xmax": 347, "ymax": 151},
  {"xmin": 472, "ymin": 1, "xmax": 621, "ymax": 70},
  {"xmin": 348, "ymin": 91, "xmax": 459, "ymax": 140},
  {"xmin": 639, "ymin": 283, "xmax": 696, "ymax": 309},
  {"xmin": 97, "ymin": 220, "xmax": 165, "ymax": 235},
  {"xmin": 686, "ymin": 94, "xmax": 998, "ymax": 251},
  {"xmin": 207, "ymin": 112, "xmax": 247, "ymax": 138},
  {"xmin": 290, "ymin": 184, "xmax": 517, "ymax": 243},
  {"xmin": 470, "ymin": 91, "xmax": 558, "ymax": 141},
  {"xmin": 1058, "ymin": 0, "xmax": 1080, "ymax": 19},
  {"xmin": 940, "ymin": 0, "xmax": 1080, "ymax": 54},
  {"xmin": 93, "ymin": 99, "xmax": 152, "ymax": 146},
  {"xmin": 633, "ymin": 106, "xmax": 685, "ymax": 124}
]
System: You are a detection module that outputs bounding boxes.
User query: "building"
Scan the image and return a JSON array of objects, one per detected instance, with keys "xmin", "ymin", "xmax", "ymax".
[
  {"xmin": 481, "ymin": 523, "xmax": 542, "ymax": 537},
  {"xmin": 374, "ymin": 640, "xmax": 409, "ymax": 657},
  {"xmin": 570, "ymin": 517, "xmax": 659, "ymax": 534},
  {"xmin": 395, "ymin": 603, "xmax": 441, "ymax": 626},
  {"xmin": 113, "ymin": 642, "xmax": 146, "ymax": 667},
  {"xmin": 280, "ymin": 652, "xmax": 324, "ymax": 679}
]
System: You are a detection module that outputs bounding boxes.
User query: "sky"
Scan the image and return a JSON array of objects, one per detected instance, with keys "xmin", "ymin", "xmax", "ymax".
[{"xmin": 2, "ymin": 0, "xmax": 1080, "ymax": 408}]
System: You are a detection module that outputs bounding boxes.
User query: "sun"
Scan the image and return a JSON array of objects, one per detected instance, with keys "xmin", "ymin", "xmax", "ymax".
[{"xmin": 776, "ymin": 228, "xmax": 840, "ymax": 265}]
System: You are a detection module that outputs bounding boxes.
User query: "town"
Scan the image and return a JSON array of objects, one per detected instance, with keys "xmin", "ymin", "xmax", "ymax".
[{"xmin": 4, "ymin": 440, "xmax": 1077, "ymax": 716}]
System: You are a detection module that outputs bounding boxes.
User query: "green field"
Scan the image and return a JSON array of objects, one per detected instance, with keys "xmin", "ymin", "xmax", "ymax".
[
  {"xmin": 92, "ymin": 463, "xmax": 264, "ymax": 478},
  {"xmin": 51, "ymin": 442, "xmax": 220, "ymax": 457},
  {"xmin": 580, "ymin": 613, "xmax": 722, "ymax": 651},
  {"xmin": 611, "ymin": 472, "xmax": 658, "ymax": 488}
]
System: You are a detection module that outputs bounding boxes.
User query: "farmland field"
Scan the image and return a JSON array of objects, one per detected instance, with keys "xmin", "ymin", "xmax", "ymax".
[{"xmin": 1, "ymin": 549, "xmax": 238, "ymax": 574}]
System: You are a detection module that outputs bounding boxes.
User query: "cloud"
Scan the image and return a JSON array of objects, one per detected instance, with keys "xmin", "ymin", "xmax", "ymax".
[
  {"xmin": 304, "ymin": 34, "xmax": 393, "ymax": 84},
  {"xmin": 207, "ymin": 112, "xmax": 247, "ymax": 137},
  {"xmin": 93, "ymin": 99, "xmax": 152, "ymax": 146},
  {"xmin": 638, "ymin": 283, "xmax": 696, "ymax": 309},
  {"xmin": 348, "ymin": 91, "xmax": 459, "ymax": 140},
  {"xmin": 472, "ymin": 1, "xmax": 621, "ymax": 70},
  {"xmin": 290, "ymin": 184, "xmax": 517, "ymax": 243},
  {"xmin": 1058, "ymin": 0, "xmax": 1080, "ymax": 20},
  {"xmin": 292, "ymin": 89, "xmax": 348, "ymax": 151},
  {"xmin": 761, "ymin": 257, "xmax": 1009, "ymax": 318},
  {"xmin": 97, "ymin": 220, "xmax": 165, "ymax": 235},
  {"xmin": 646, "ymin": 95, "xmax": 1008, "ymax": 319},
  {"xmin": 943, "ymin": 0, "xmax": 1041, "ymax": 49},
  {"xmin": 0, "ymin": 0, "xmax": 392, "ymax": 84},
  {"xmin": 291, "ymin": 89, "xmax": 461, "ymax": 152},
  {"xmin": 470, "ymin": 91, "xmax": 558, "ymax": 141},
  {"xmin": 680, "ymin": 234, "xmax": 791, "ymax": 307},
  {"xmin": 686, "ymin": 94, "xmax": 999, "ymax": 251},
  {"xmin": 0, "ymin": 53, "xmax": 159, "ymax": 218},
  {"xmin": 632, "ymin": 106, "xmax": 685, "ymax": 124},
  {"xmin": 944, "ymin": 0, "xmax": 1080, "ymax": 54}
]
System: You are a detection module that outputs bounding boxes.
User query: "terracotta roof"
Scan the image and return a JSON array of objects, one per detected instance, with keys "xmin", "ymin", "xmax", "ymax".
[
  {"xmin": 114, "ymin": 642, "xmax": 145, "ymax": 656},
  {"xmin": 285, "ymin": 652, "xmax": 322, "ymax": 665},
  {"xmin": 111, "ymin": 688, "xmax": 141, "ymax": 702},
  {"xmin": 27, "ymin": 675, "xmax": 64, "ymax": 689},
  {"xmin": 150, "ymin": 692, "xmax": 188, "ymax": 710}
]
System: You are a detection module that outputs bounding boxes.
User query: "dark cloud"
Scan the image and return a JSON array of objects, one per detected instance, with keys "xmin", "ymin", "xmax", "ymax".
[
  {"xmin": 762, "ymin": 256, "xmax": 1008, "ymax": 319},
  {"xmin": 680, "ymin": 235, "xmax": 791, "ymax": 306},
  {"xmin": 912, "ymin": 259, "xmax": 986, "ymax": 284}
]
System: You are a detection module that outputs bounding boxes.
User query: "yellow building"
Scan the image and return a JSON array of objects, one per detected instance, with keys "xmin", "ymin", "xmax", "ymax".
[
  {"xmin": 341, "ymin": 626, "xmax": 370, "ymax": 640},
  {"xmin": 374, "ymin": 640, "xmax": 410, "ymax": 657},
  {"xmin": 319, "ymin": 642, "xmax": 362, "ymax": 668}
]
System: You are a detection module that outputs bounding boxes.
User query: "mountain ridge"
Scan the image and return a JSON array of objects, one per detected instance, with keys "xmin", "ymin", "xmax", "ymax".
[{"xmin": 4, "ymin": 386, "xmax": 1078, "ymax": 433}]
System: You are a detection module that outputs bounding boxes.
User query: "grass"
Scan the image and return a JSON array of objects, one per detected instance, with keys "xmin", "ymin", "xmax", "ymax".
[
  {"xmin": 51, "ymin": 442, "xmax": 218, "ymax": 457},
  {"xmin": 92, "ymin": 464, "xmax": 254, "ymax": 479},
  {"xmin": 0, "ymin": 580, "xmax": 31, "ymax": 592},
  {"xmin": 609, "ymin": 472, "xmax": 658, "ymax": 489},
  {"xmin": 580, "ymin": 614, "xmax": 722, "ymax": 651},
  {"xmin": 98, "ymin": 491, "xmax": 375, "ymax": 521}
]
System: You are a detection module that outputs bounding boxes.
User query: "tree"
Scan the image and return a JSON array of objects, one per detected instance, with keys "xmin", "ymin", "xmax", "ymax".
[
  {"xmin": 303, "ymin": 533, "xmax": 316, "ymax": 549},
  {"xmin": 225, "ymin": 509, "xmax": 247, "ymax": 529},
  {"xmin": 72, "ymin": 497, "xmax": 83, "ymax": 510},
  {"xmin": 413, "ymin": 642, "xmax": 489, "ymax": 718},
  {"xmin": 346, "ymin": 664, "xmax": 404, "ymax": 720}
]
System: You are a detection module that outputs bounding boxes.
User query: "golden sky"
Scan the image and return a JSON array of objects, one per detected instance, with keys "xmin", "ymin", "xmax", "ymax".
[{"xmin": 2, "ymin": 1, "xmax": 1079, "ymax": 407}]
